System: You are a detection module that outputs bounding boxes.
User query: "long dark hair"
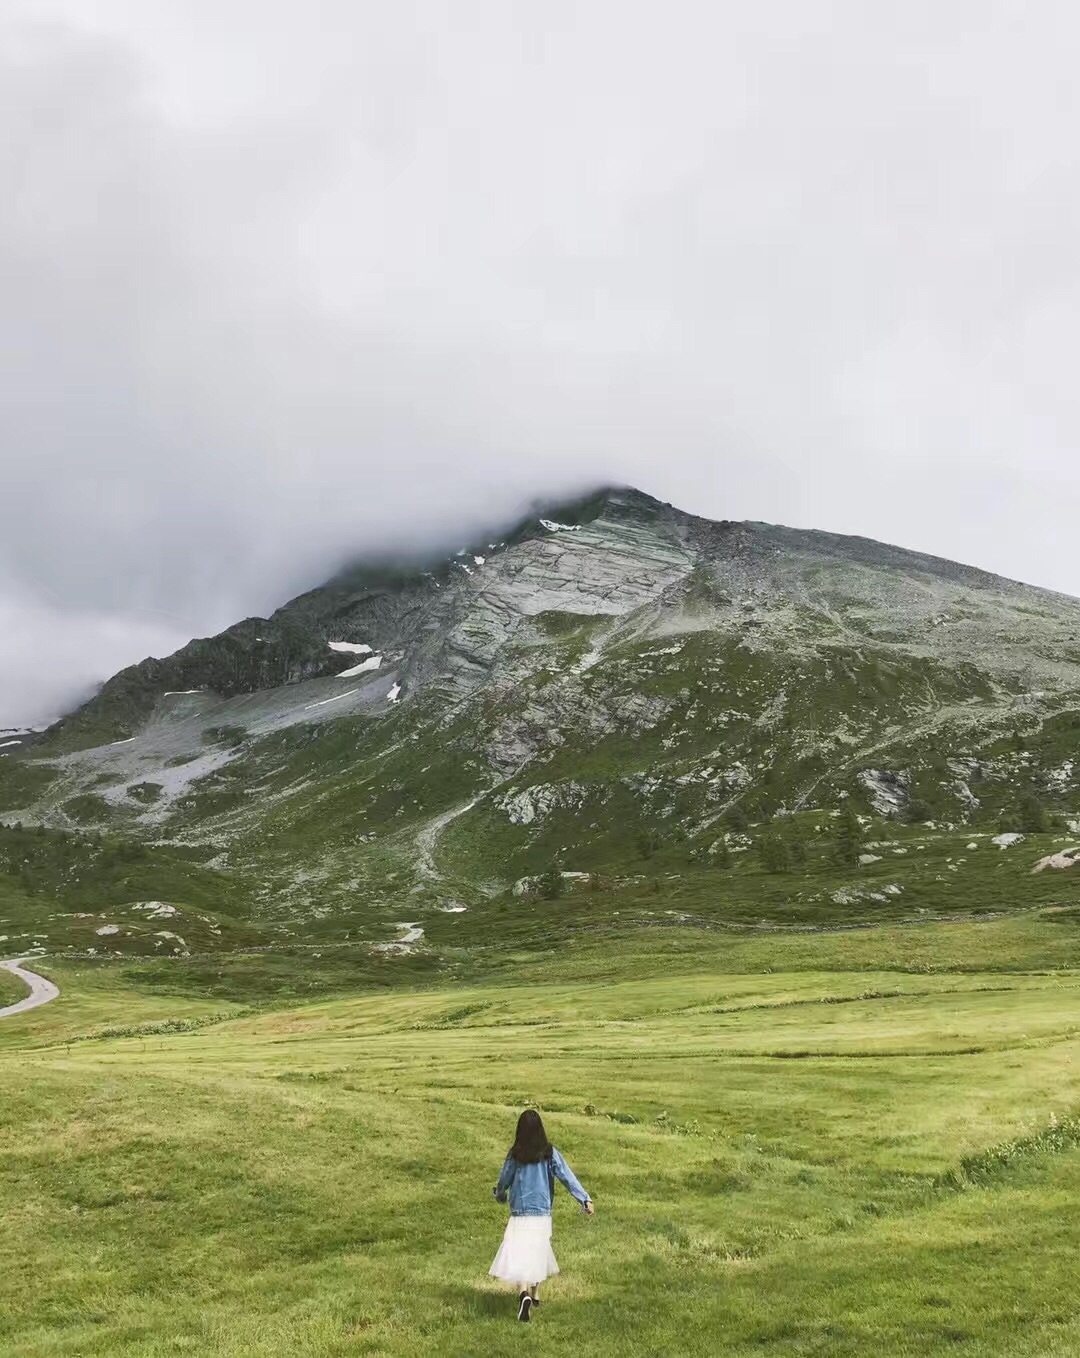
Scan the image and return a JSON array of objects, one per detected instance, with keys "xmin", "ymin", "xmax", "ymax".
[{"xmin": 510, "ymin": 1109, "xmax": 552, "ymax": 1164}]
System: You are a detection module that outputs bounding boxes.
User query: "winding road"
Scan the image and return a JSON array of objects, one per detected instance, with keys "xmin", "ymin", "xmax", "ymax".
[{"xmin": 0, "ymin": 958, "xmax": 60, "ymax": 1019}]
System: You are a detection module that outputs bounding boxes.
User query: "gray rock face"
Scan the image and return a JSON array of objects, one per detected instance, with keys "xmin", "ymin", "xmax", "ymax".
[
  {"xmin": 9, "ymin": 484, "xmax": 1080, "ymax": 908},
  {"xmin": 498, "ymin": 782, "xmax": 594, "ymax": 826},
  {"xmin": 44, "ymin": 484, "xmax": 1080, "ymax": 749},
  {"xmin": 857, "ymin": 769, "xmax": 911, "ymax": 817}
]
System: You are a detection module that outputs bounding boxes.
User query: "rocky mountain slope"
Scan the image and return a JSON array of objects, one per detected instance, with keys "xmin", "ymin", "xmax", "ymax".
[{"xmin": 3, "ymin": 486, "xmax": 1080, "ymax": 968}]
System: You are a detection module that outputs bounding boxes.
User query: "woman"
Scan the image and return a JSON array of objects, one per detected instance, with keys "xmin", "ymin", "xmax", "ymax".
[{"xmin": 489, "ymin": 1109, "xmax": 595, "ymax": 1322}]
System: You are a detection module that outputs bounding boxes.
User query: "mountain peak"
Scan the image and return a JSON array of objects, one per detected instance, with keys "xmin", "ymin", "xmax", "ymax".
[
  {"xmin": 27, "ymin": 486, "xmax": 1080, "ymax": 762},
  {"xmin": 4, "ymin": 483, "xmax": 1080, "ymax": 962}
]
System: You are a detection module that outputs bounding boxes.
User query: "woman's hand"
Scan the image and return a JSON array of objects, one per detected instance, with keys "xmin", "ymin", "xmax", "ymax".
[{"xmin": 583, "ymin": 1199, "xmax": 595, "ymax": 1216}]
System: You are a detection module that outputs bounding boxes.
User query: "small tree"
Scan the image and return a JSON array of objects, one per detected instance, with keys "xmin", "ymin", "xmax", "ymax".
[
  {"xmin": 538, "ymin": 861, "xmax": 563, "ymax": 900},
  {"xmin": 636, "ymin": 829, "xmax": 662, "ymax": 860},
  {"xmin": 907, "ymin": 797, "xmax": 933, "ymax": 825},
  {"xmin": 713, "ymin": 840, "xmax": 733, "ymax": 870},
  {"xmin": 753, "ymin": 792, "xmax": 778, "ymax": 822},
  {"xmin": 759, "ymin": 832, "xmax": 792, "ymax": 874},
  {"xmin": 834, "ymin": 804, "xmax": 864, "ymax": 866},
  {"xmin": 1018, "ymin": 793, "xmax": 1049, "ymax": 834}
]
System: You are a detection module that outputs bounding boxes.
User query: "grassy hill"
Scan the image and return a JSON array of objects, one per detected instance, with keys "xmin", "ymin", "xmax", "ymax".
[
  {"xmin": 4, "ymin": 915, "xmax": 1080, "ymax": 1355},
  {"xmin": 2, "ymin": 487, "xmax": 1080, "ymax": 1351}
]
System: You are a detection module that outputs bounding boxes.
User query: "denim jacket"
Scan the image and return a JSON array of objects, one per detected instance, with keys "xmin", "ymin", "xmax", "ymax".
[{"xmin": 494, "ymin": 1146, "xmax": 590, "ymax": 1217}]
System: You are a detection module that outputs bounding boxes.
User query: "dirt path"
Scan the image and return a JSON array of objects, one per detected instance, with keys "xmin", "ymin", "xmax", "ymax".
[
  {"xmin": 414, "ymin": 792, "xmax": 487, "ymax": 878},
  {"xmin": 0, "ymin": 958, "xmax": 60, "ymax": 1020}
]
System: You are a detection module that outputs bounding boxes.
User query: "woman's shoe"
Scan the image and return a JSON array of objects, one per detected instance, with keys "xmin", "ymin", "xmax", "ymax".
[{"xmin": 517, "ymin": 1292, "xmax": 533, "ymax": 1322}]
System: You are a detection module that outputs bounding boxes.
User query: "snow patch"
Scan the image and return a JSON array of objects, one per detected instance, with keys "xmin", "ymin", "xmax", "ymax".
[
  {"xmin": 328, "ymin": 641, "xmax": 372, "ymax": 655},
  {"xmin": 337, "ymin": 655, "xmax": 382, "ymax": 678},
  {"xmin": 305, "ymin": 689, "xmax": 360, "ymax": 709},
  {"xmin": 539, "ymin": 519, "xmax": 581, "ymax": 532},
  {"xmin": 387, "ymin": 683, "xmax": 401, "ymax": 704}
]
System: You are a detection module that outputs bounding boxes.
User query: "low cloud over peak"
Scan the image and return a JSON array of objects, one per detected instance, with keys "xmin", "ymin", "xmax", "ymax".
[{"xmin": 4, "ymin": 2, "xmax": 1080, "ymax": 725}]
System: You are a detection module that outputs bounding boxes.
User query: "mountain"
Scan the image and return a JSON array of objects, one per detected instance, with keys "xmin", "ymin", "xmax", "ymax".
[
  {"xmin": 0, "ymin": 728, "xmax": 40, "ymax": 754},
  {"xmin": 2, "ymin": 486, "xmax": 1079, "ymax": 974}
]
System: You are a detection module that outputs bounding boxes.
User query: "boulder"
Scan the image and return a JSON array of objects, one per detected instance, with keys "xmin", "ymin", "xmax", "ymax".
[{"xmin": 1031, "ymin": 846, "xmax": 1080, "ymax": 873}]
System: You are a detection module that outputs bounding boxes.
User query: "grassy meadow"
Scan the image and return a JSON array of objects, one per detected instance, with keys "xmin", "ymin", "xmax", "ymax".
[
  {"xmin": 4, "ymin": 915, "xmax": 1080, "ymax": 1355},
  {"xmin": 0, "ymin": 967, "xmax": 26, "ymax": 1005}
]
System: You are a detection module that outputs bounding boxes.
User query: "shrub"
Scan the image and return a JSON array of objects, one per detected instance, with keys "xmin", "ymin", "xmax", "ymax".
[
  {"xmin": 759, "ymin": 833, "xmax": 792, "ymax": 874},
  {"xmin": 538, "ymin": 862, "xmax": 563, "ymax": 900},
  {"xmin": 834, "ymin": 804, "xmax": 864, "ymax": 866},
  {"xmin": 907, "ymin": 798, "xmax": 933, "ymax": 824},
  {"xmin": 1018, "ymin": 793, "xmax": 1050, "ymax": 834},
  {"xmin": 636, "ymin": 830, "xmax": 663, "ymax": 860}
]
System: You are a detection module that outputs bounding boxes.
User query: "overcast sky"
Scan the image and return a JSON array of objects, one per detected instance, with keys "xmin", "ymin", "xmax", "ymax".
[{"xmin": 3, "ymin": 1, "xmax": 1080, "ymax": 727}]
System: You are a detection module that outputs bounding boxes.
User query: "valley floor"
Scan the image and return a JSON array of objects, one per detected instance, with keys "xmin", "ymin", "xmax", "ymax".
[{"xmin": 3, "ymin": 917, "xmax": 1080, "ymax": 1356}]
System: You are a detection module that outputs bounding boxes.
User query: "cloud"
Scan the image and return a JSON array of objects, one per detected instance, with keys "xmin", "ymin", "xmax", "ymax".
[
  {"xmin": 0, "ymin": 587, "xmax": 189, "ymax": 729},
  {"xmin": 3, "ymin": 2, "xmax": 1080, "ymax": 724}
]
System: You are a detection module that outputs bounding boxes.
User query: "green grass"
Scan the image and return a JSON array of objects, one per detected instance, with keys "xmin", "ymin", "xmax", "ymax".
[
  {"xmin": 0, "ymin": 825, "xmax": 261, "ymax": 958},
  {"xmin": 0, "ymin": 968, "xmax": 25, "ymax": 1005},
  {"xmin": 4, "ymin": 918, "xmax": 1080, "ymax": 1354},
  {"xmin": 439, "ymin": 807, "xmax": 1080, "ymax": 930},
  {"xmin": 0, "ymin": 758, "xmax": 60, "ymax": 812}
]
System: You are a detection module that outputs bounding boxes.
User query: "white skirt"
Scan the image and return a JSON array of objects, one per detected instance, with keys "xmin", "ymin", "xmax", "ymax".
[{"xmin": 489, "ymin": 1214, "xmax": 559, "ymax": 1286}]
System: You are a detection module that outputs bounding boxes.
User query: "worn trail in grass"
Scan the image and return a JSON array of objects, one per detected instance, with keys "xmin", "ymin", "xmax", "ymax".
[{"xmin": 3, "ymin": 915, "xmax": 1080, "ymax": 1355}]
